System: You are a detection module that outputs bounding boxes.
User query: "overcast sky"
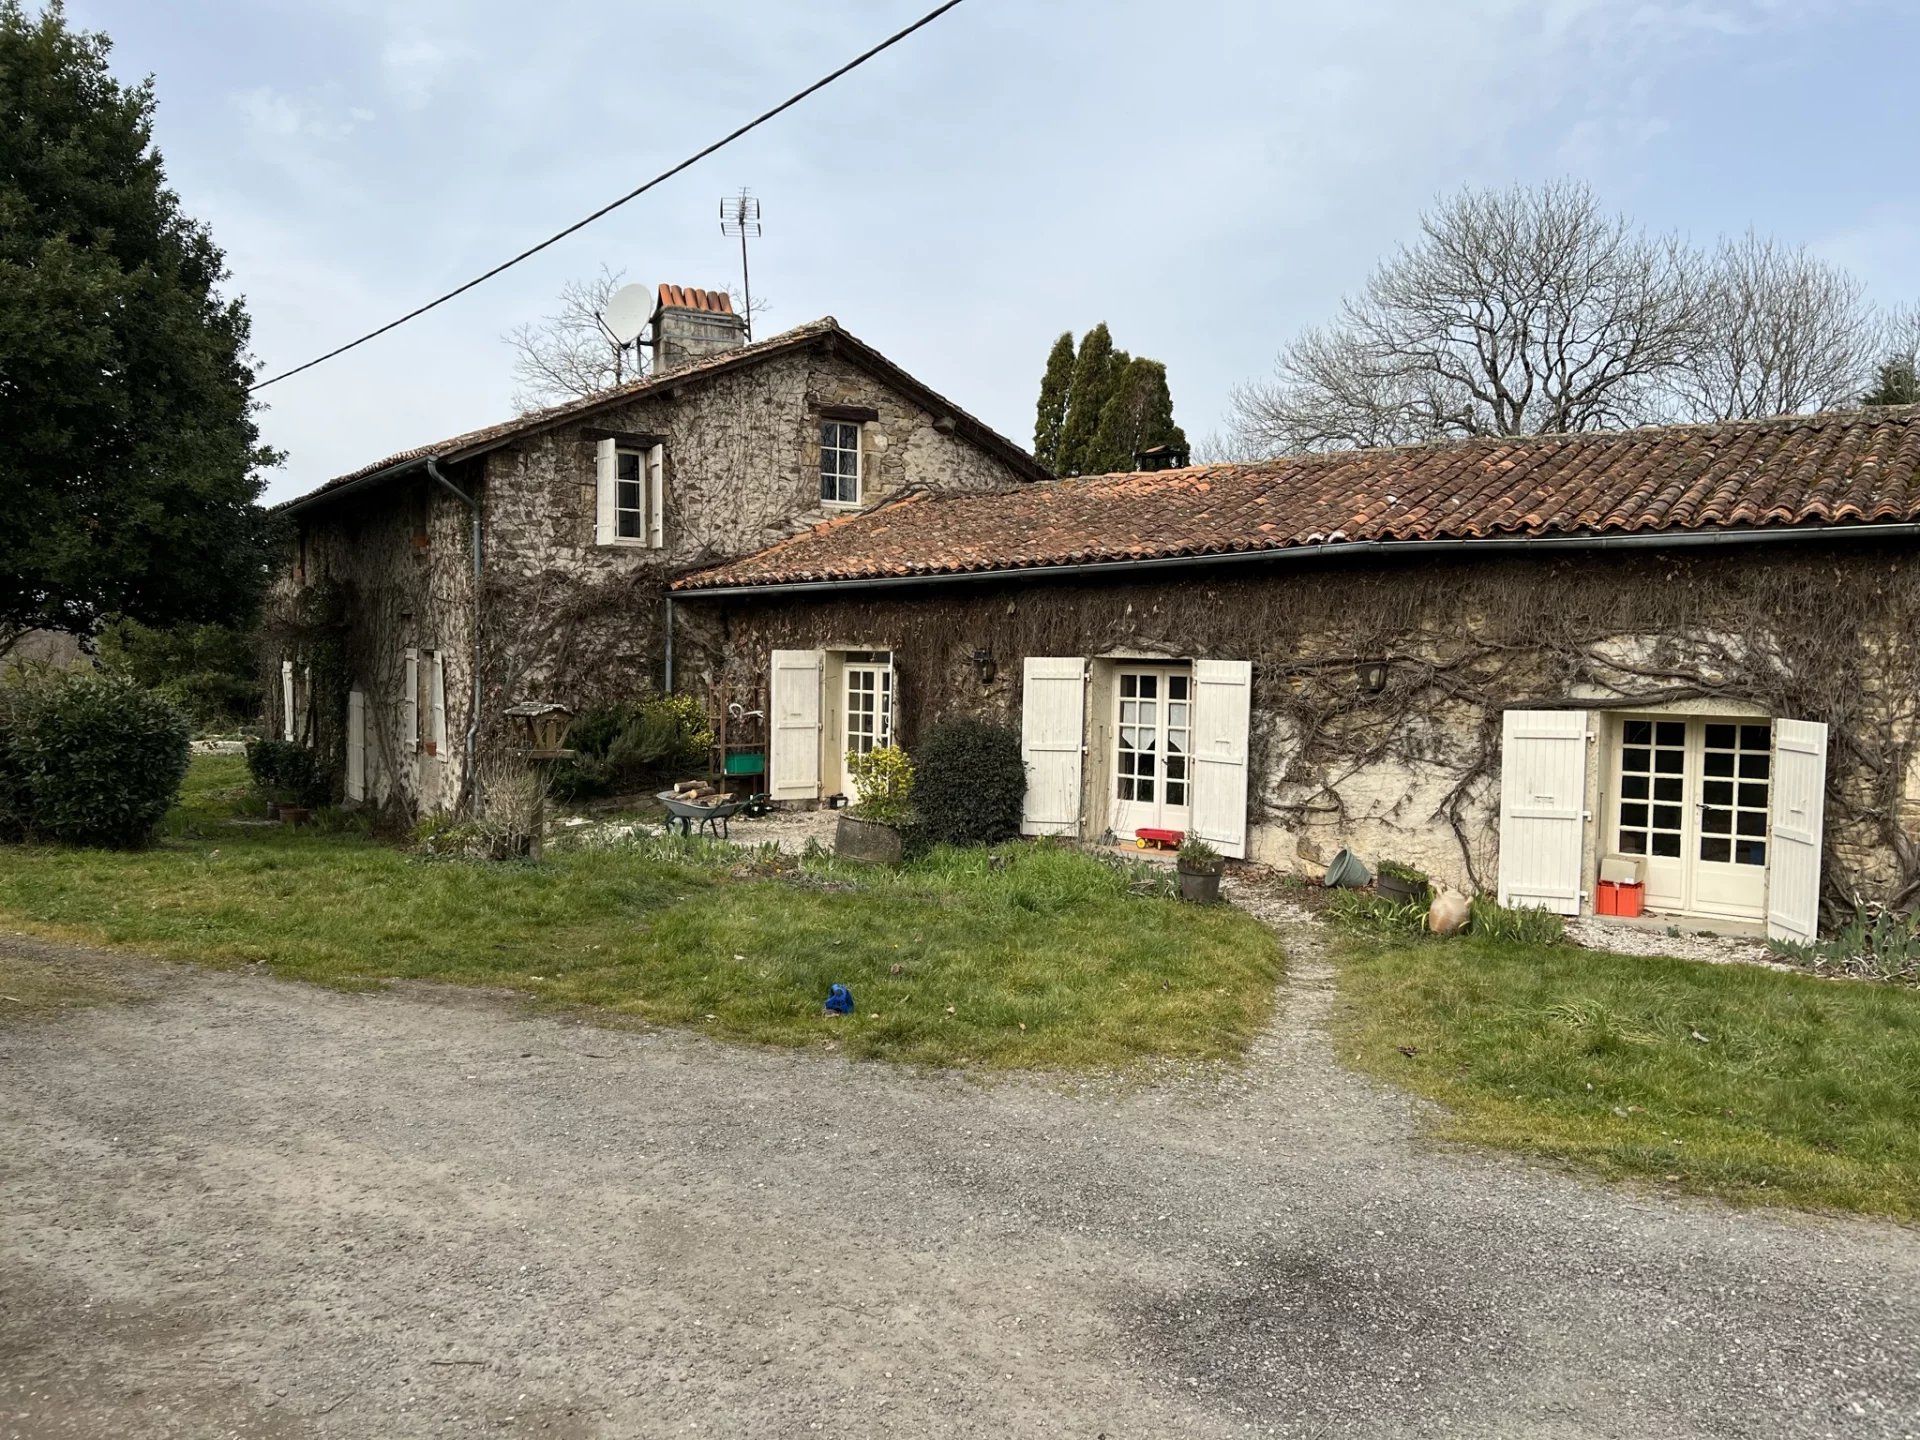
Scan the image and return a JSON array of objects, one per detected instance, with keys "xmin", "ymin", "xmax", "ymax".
[{"xmin": 68, "ymin": 0, "xmax": 1920, "ymax": 502}]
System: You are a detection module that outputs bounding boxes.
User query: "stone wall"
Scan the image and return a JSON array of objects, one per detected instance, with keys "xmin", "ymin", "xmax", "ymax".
[
  {"xmin": 274, "ymin": 332, "xmax": 1032, "ymax": 812},
  {"xmin": 676, "ymin": 540, "xmax": 1920, "ymax": 913}
]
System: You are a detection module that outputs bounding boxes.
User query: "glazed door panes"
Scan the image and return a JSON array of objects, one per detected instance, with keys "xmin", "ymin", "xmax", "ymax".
[
  {"xmin": 845, "ymin": 664, "xmax": 891, "ymax": 761},
  {"xmin": 1114, "ymin": 668, "xmax": 1191, "ymax": 837},
  {"xmin": 1612, "ymin": 717, "xmax": 1770, "ymax": 921},
  {"xmin": 1617, "ymin": 720, "xmax": 1688, "ymax": 860}
]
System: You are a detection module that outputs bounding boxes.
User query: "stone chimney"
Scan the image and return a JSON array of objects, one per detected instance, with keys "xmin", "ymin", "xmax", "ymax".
[{"xmin": 649, "ymin": 284, "xmax": 747, "ymax": 374}]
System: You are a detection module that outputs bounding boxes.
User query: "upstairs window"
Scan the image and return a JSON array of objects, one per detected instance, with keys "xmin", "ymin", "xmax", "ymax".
[
  {"xmin": 595, "ymin": 437, "xmax": 664, "ymax": 548},
  {"xmin": 615, "ymin": 451, "xmax": 645, "ymax": 540},
  {"xmin": 820, "ymin": 421, "xmax": 861, "ymax": 506}
]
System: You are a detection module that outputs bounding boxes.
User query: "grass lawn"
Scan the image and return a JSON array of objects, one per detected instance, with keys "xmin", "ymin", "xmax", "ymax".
[
  {"xmin": 0, "ymin": 755, "xmax": 1281, "ymax": 1071},
  {"xmin": 1333, "ymin": 930, "xmax": 1920, "ymax": 1219}
]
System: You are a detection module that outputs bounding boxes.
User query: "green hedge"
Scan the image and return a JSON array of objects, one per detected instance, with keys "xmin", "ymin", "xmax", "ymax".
[
  {"xmin": 244, "ymin": 737, "xmax": 334, "ymax": 808},
  {"xmin": 912, "ymin": 718, "xmax": 1026, "ymax": 848},
  {"xmin": 0, "ymin": 669, "xmax": 191, "ymax": 847}
]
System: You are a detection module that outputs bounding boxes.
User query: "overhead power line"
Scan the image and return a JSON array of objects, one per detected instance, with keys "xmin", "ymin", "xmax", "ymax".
[{"xmin": 250, "ymin": 0, "xmax": 969, "ymax": 392}]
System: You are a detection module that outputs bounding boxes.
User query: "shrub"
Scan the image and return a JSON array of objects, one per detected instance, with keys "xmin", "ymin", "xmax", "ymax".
[
  {"xmin": 847, "ymin": 744, "xmax": 914, "ymax": 826},
  {"xmin": 0, "ymin": 668, "xmax": 191, "ymax": 847},
  {"xmin": 1178, "ymin": 834, "xmax": 1223, "ymax": 872},
  {"xmin": 97, "ymin": 619, "xmax": 262, "ymax": 730},
  {"xmin": 1772, "ymin": 903, "xmax": 1920, "ymax": 985},
  {"xmin": 245, "ymin": 737, "xmax": 333, "ymax": 808},
  {"xmin": 1468, "ymin": 895, "xmax": 1566, "ymax": 945},
  {"xmin": 550, "ymin": 694, "xmax": 714, "ymax": 800},
  {"xmin": 911, "ymin": 718, "xmax": 1025, "ymax": 847}
]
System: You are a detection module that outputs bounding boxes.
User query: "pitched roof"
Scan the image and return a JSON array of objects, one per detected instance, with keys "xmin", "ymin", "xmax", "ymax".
[
  {"xmin": 673, "ymin": 406, "xmax": 1920, "ymax": 592},
  {"xmin": 279, "ymin": 317, "xmax": 1047, "ymax": 512}
]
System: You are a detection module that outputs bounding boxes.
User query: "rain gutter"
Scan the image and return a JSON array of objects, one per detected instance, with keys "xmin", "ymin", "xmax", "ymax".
[{"xmin": 669, "ymin": 522, "xmax": 1920, "ymax": 599}]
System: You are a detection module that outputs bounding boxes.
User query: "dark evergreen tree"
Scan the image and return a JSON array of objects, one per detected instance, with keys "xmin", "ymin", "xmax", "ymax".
[
  {"xmin": 1859, "ymin": 357, "xmax": 1918, "ymax": 406},
  {"xmin": 1032, "ymin": 331, "xmax": 1075, "ymax": 472},
  {"xmin": 0, "ymin": 1, "xmax": 274, "ymax": 654},
  {"xmin": 1086, "ymin": 357, "xmax": 1188, "ymax": 474},
  {"xmin": 1052, "ymin": 324, "xmax": 1119, "ymax": 477}
]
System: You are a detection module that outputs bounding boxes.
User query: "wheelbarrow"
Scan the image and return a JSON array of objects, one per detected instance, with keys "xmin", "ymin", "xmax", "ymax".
[{"xmin": 655, "ymin": 789, "xmax": 750, "ymax": 839}]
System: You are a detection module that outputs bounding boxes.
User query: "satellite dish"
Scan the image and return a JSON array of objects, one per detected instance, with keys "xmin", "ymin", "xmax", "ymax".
[{"xmin": 602, "ymin": 283, "xmax": 653, "ymax": 346}]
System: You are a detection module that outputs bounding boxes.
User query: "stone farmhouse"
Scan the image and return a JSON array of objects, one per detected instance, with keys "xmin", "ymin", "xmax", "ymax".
[
  {"xmin": 269, "ymin": 285, "xmax": 1043, "ymax": 813},
  {"xmin": 668, "ymin": 408, "xmax": 1920, "ymax": 942},
  {"xmin": 273, "ymin": 294, "xmax": 1920, "ymax": 940}
]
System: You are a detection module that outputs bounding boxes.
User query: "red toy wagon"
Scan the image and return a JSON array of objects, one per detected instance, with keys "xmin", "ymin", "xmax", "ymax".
[{"xmin": 1134, "ymin": 827, "xmax": 1185, "ymax": 851}]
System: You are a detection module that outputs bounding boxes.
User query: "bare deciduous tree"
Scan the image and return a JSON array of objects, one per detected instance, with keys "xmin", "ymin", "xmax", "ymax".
[
  {"xmin": 1229, "ymin": 182, "xmax": 1890, "ymax": 457},
  {"xmin": 503, "ymin": 266, "xmax": 630, "ymax": 414},
  {"xmin": 1230, "ymin": 182, "xmax": 1701, "ymax": 454},
  {"xmin": 1679, "ymin": 232, "xmax": 1876, "ymax": 421}
]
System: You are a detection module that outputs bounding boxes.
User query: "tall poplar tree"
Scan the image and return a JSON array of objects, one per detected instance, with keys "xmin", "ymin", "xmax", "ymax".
[
  {"xmin": 1032, "ymin": 331, "xmax": 1075, "ymax": 472},
  {"xmin": 0, "ymin": 0, "xmax": 273, "ymax": 654},
  {"xmin": 1032, "ymin": 323, "xmax": 1187, "ymax": 476}
]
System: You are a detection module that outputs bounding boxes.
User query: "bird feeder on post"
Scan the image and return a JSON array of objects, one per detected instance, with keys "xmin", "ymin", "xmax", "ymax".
[{"xmin": 504, "ymin": 700, "xmax": 576, "ymax": 860}]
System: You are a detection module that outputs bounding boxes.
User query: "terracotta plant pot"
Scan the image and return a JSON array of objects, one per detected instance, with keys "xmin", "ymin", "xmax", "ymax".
[
  {"xmin": 835, "ymin": 813, "xmax": 903, "ymax": 865},
  {"xmin": 1177, "ymin": 864, "xmax": 1224, "ymax": 904},
  {"xmin": 279, "ymin": 806, "xmax": 311, "ymax": 827}
]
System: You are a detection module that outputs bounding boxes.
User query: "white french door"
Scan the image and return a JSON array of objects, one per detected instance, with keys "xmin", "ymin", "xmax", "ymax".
[
  {"xmin": 1112, "ymin": 666, "xmax": 1192, "ymax": 839},
  {"xmin": 1612, "ymin": 717, "xmax": 1771, "ymax": 921},
  {"xmin": 838, "ymin": 654, "xmax": 893, "ymax": 795}
]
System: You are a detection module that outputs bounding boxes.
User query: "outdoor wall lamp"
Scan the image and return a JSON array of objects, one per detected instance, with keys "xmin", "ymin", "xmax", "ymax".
[
  {"xmin": 1355, "ymin": 660, "xmax": 1389, "ymax": 694},
  {"xmin": 972, "ymin": 647, "xmax": 996, "ymax": 685}
]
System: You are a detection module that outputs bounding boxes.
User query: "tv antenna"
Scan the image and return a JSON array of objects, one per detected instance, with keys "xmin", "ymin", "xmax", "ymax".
[
  {"xmin": 720, "ymin": 188, "xmax": 762, "ymax": 340},
  {"xmin": 598, "ymin": 282, "xmax": 653, "ymax": 383}
]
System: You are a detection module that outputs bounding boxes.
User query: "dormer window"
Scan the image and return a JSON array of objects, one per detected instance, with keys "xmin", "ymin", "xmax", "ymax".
[{"xmin": 820, "ymin": 420, "xmax": 861, "ymax": 507}]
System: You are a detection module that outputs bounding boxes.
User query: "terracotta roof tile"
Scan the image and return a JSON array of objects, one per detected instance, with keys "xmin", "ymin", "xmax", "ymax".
[
  {"xmin": 657, "ymin": 284, "xmax": 733, "ymax": 314},
  {"xmin": 674, "ymin": 407, "xmax": 1920, "ymax": 591}
]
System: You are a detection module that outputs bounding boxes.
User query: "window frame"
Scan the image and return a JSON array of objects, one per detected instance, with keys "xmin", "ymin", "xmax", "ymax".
[{"xmin": 819, "ymin": 420, "xmax": 862, "ymax": 508}]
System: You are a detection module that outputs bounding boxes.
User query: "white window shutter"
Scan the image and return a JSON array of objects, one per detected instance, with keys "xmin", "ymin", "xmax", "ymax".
[
  {"xmin": 402, "ymin": 648, "xmax": 419, "ymax": 752},
  {"xmin": 1020, "ymin": 657, "xmax": 1086, "ymax": 836},
  {"xmin": 1768, "ymin": 719, "xmax": 1828, "ymax": 943},
  {"xmin": 1189, "ymin": 659, "xmax": 1252, "ymax": 859},
  {"xmin": 594, "ymin": 437, "xmax": 617, "ymax": 545},
  {"xmin": 646, "ymin": 442, "xmax": 666, "ymax": 549},
  {"xmin": 280, "ymin": 660, "xmax": 295, "ymax": 741},
  {"xmin": 430, "ymin": 651, "xmax": 448, "ymax": 753},
  {"xmin": 1496, "ymin": 709, "xmax": 1588, "ymax": 915},
  {"xmin": 346, "ymin": 689, "xmax": 366, "ymax": 801},
  {"xmin": 769, "ymin": 649, "xmax": 824, "ymax": 801}
]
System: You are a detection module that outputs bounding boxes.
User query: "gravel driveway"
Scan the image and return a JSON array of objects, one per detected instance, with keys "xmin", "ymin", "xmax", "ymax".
[{"xmin": 3, "ymin": 897, "xmax": 1917, "ymax": 1440}]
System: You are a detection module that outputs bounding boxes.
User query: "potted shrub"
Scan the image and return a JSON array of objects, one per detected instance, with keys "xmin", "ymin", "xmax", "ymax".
[
  {"xmin": 1176, "ymin": 835, "xmax": 1226, "ymax": 903},
  {"xmin": 1375, "ymin": 859, "xmax": 1432, "ymax": 905},
  {"xmin": 835, "ymin": 745, "xmax": 913, "ymax": 864}
]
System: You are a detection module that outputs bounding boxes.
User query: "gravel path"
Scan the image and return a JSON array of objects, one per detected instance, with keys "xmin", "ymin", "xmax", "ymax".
[{"xmin": 3, "ymin": 901, "xmax": 1917, "ymax": 1439}]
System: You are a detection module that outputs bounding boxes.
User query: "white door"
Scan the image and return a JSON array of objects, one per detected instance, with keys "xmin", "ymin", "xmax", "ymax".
[
  {"xmin": 1020, "ymin": 657, "xmax": 1085, "ymax": 836},
  {"xmin": 1611, "ymin": 718, "xmax": 1771, "ymax": 922},
  {"xmin": 1768, "ymin": 719, "xmax": 1828, "ymax": 943},
  {"xmin": 1111, "ymin": 666, "xmax": 1192, "ymax": 840},
  {"xmin": 838, "ymin": 656, "xmax": 894, "ymax": 796},
  {"xmin": 346, "ymin": 690, "xmax": 366, "ymax": 802},
  {"xmin": 1189, "ymin": 658, "xmax": 1252, "ymax": 859},
  {"xmin": 769, "ymin": 649, "xmax": 824, "ymax": 802},
  {"xmin": 1497, "ymin": 709, "xmax": 1589, "ymax": 915}
]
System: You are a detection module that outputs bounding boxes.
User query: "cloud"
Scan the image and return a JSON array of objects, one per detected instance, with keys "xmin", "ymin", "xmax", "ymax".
[
  {"xmin": 380, "ymin": 37, "xmax": 449, "ymax": 109},
  {"xmin": 232, "ymin": 87, "xmax": 364, "ymax": 144}
]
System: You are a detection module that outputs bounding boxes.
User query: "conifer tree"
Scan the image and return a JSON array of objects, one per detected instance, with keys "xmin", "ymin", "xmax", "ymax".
[
  {"xmin": 1086, "ymin": 357, "xmax": 1188, "ymax": 474},
  {"xmin": 1032, "ymin": 331, "xmax": 1075, "ymax": 472},
  {"xmin": 1052, "ymin": 325, "xmax": 1118, "ymax": 477}
]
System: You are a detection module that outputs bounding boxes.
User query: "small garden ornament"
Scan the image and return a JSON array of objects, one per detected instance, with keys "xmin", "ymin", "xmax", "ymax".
[{"xmin": 823, "ymin": 984, "xmax": 855, "ymax": 1015}]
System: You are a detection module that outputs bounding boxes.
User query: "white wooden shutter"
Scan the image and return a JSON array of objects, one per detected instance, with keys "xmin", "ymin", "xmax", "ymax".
[
  {"xmin": 1020, "ymin": 657, "xmax": 1086, "ymax": 836},
  {"xmin": 402, "ymin": 648, "xmax": 419, "ymax": 752},
  {"xmin": 1768, "ymin": 719, "xmax": 1828, "ymax": 943},
  {"xmin": 280, "ymin": 660, "xmax": 295, "ymax": 741},
  {"xmin": 646, "ymin": 442, "xmax": 665, "ymax": 549},
  {"xmin": 346, "ymin": 690, "xmax": 366, "ymax": 801},
  {"xmin": 1189, "ymin": 658, "xmax": 1252, "ymax": 859},
  {"xmin": 1496, "ymin": 709, "xmax": 1588, "ymax": 915},
  {"xmin": 769, "ymin": 649, "xmax": 824, "ymax": 801},
  {"xmin": 594, "ymin": 437, "xmax": 617, "ymax": 545},
  {"xmin": 429, "ymin": 651, "xmax": 448, "ymax": 754}
]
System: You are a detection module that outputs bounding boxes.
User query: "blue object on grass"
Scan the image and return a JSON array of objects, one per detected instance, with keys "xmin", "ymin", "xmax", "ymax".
[{"xmin": 824, "ymin": 984, "xmax": 855, "ymax": 1015}]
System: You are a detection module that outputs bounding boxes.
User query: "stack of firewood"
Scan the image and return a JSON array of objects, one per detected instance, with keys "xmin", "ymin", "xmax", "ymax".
[{"xmin": 670, "ymin": 778, "xmax": 724, "ymax": 804}]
